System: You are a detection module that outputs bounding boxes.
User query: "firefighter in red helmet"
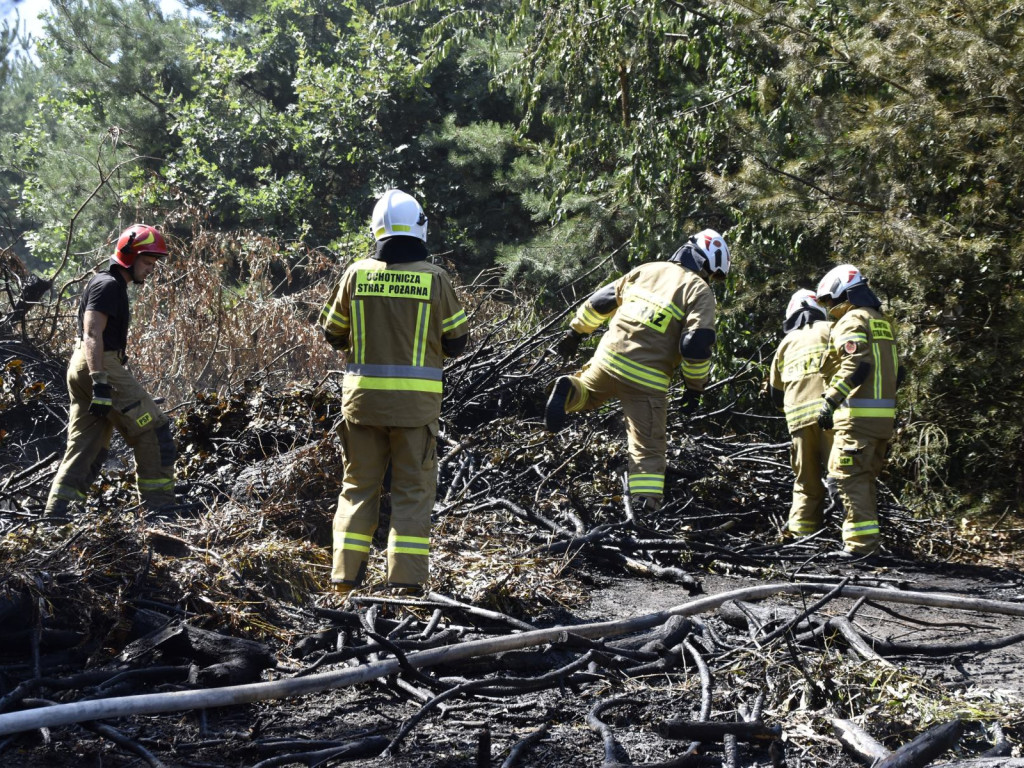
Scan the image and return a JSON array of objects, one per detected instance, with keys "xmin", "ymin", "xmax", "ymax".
[{"xmin": 46, "ymin": 225, "xmax": 177, "ymax": 517}]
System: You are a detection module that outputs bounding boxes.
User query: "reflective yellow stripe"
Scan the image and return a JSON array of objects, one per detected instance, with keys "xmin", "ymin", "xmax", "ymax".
[
  {"xmin": 628, "ymin": 473, "xmax": 664, "ymax": 494},
  {"xmin": 836, "ymin": 332, "xmax": 868, "ymax": 347},
  {"xmin": 390, "ymin": 535, "xmax": 430, "ymax": 556},
  {"xmin": 346, "ymin": 375, "xmax": 443, "ymax": 393},
  {"xmin": 576, "ymin": 303, "xmax": 613, "ymax": 333},
  {"xmin": 680, "ymin": 358, "xmax": 711, "ymax": 378},
  {"xmin": 413, "ymin": 302, "xmax": 429, "ymax": 367},
  {"xmin": 872, "ymin": 337, "xmax": 883, "ymax": 398},
  {"xmin": 843, "ymin": 519, "xmax": 879, "ymax": 536},
  {"xmin": 138, "ymin": 477, "xmax": 174, "ymax": 491},
  {"xmin": 845, "ymin": 407, "xmax": 895, "ymax": 418},
  {"xmin": 352, "ymin": 300, "xmax": 366, "ymax": 363},
  {"xmin": 784, "ymin": 400, "xmax": 821, "ymax": 423},
  {"xmin": 342, "ymin": 532, "xmax": 373, "ymax": 553},
  {"xmin": 598, "ymin": 349, "xmax": 670, "ymax": 391},
  {"xmin": 442, "ymin": 309, "xmax": 467, "ymax": 332},
  {"xmin": 320, "ymin": 303, "xmax": 349, "ymax": 332}
]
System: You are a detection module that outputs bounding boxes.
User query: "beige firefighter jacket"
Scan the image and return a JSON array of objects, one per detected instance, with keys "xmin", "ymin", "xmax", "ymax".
[
  {"xmin": 769, "ymin": 320, "xmax": 831, "ymax": 434},
  {"xmin": 569, "ymin": 262, "xmax": 716, "ymax": 393},
  {"xmin": 320, "ymin": 258, "xmax": 469, "ymax": 427},
  {"xmin": 819, "ymin": 305, "xmax": 899, "ymax": 439}
]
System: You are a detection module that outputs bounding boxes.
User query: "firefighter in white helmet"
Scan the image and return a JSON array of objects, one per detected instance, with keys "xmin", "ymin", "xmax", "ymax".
[
  {"xmin": 46, "ymin": 225, "xmax": 177, "ymax": 517},
  {"xmin": 319, "ymin": 189, "xmax": 470, "ymax": 596},
  {"xmin": 814, "ymin": 264, "xmax": 900, "ymax": 559},
  {"xmin": 544, "ymin": 229, "xmax": 730, "ymax": 519},
  {"xmin": 768, "ymin": 289, "xmax": 834, "ymax": 538}
]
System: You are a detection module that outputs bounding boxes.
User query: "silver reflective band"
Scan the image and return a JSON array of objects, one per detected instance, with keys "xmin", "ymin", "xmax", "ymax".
[
  {"xmin": 842, "ymin": 398, "xmax": 896, "ymax": 408},
  {"xmin": 345, "ymin": 363, "xmax": 442, "ymax": 381}
]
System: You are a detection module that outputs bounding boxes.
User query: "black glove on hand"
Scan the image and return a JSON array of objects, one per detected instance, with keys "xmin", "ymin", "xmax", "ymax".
[
  {"xmin": 817, "ymin": 396, "xmax": 838, "ymax": 431},
  {"xmin": 555, "ymin": 329, "xmax": 583, "ymax": 358},
  {"xmin": 680, "ymin": 388, "xmax": 701, "ymax": 415},
  {"xmin": 89, "ymin": 380, "xmax": 113, "ymax": 419}
]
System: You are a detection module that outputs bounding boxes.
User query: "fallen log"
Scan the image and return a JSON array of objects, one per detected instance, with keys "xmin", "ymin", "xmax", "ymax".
[
  {"xmin": 120, "ymin": 621, "xmax": 275, "ymax": 686},
  {"xmin": 2, "ymin": 582, "xmax": 1023, "ymax": 737},
  {"xmin": 876, "ymin": 720, "xmax": 963, "ymax": 768},
  {"xmin": 831, "ymin": 716, "xmax": 891, "ymax": 763}
]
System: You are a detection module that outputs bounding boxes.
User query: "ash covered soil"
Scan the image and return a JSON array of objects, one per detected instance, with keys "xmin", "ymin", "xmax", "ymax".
[{"xmin": 2, "ymin": 336, "xmax": 1023, "ymax": 767}]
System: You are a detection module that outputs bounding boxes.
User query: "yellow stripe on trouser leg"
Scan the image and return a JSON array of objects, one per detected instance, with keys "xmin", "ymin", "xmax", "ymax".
[
  {"xmin": 47, "ymin": 346, "xmax": 115, "ymax": 515},
  {"xmin": 622, "ymin": 390, "xmax": 668, "ymax": 506},
  {"xmin": 829, "ymin": 432, "xmax": 888, "ymax": 553},
  {"xmin": 104, "ymin": 355, "xmax": 176, "ymax": 510},
  {"xmin": 385, "ymin": 422, "xmax": 438, "ymax": 588},
  {"xmin": 787, "ymin": 424, "xmax": 833, "ymax": 535},
  {"xmin": 571, "ymin": 363, "xmax": 620, "ymax": 413},
  {"xmin": 332, "ymin": 421, "xmax": 390, "ymax": 585},
  {"xmin": 628, "ymin": 473, "xmax": 665, "ymax": 496}
]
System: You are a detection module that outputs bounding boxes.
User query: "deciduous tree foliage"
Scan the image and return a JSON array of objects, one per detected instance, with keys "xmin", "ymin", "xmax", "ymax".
[
  {"xmin": 707, "ymin": 0, "xmax": 1024, "ymax": 513},
  {"xmin": 2, "ymin": 0, "xmax": 1022, "ymax": 516}
]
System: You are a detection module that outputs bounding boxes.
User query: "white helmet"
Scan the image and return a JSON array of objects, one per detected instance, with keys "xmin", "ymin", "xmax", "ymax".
[
  {"xmin": 816, "ymin": 264, "xmax": 865, "ymax": 303},
  {"xmin": 690, "ymin": 229, "xmax": 731, "ymax": 279},
  {"xmin": 785, "ymin": 288, "xmax": 824, "ymax": 321},
  {"xmin": 371, "ymin": 189, "xmax": 428, "ymax": 242}
]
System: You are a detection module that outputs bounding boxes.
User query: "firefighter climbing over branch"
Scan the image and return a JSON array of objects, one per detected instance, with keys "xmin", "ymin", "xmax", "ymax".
[{"xmin": 544, "ymin": 228, "xmax": 731, "ymax": 522}]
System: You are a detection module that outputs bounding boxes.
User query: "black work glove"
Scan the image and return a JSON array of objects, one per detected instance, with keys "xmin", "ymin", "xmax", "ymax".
[
  {"xmin": 555, "ymin": 329, "xmax": 584, "ymax": 358},
  {"xmin": 89, "ymin": 373, "xmax": 113, "ymax": 419},
  {"xmin": 817, "ymin": 396, "xmax": 838, "ymax": 431},
  {"xmin": 680, "ymin": 388, "xmax": 701, "ymax": 415}
]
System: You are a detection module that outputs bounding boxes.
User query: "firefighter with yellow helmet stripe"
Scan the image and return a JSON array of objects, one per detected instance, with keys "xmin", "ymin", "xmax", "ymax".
[
  {"xmin": 769, "ymin": 289, "xmax": 834, "ymax": 537},
  {"xmin": 545, "ymin": 229, "xmax": 729, "ymax": 517},
  {"xmin": 815, "ymin": 264, "xmax": 900, "ymax": 558},
  {"xmin": 319, "ymin": 189, "xmax": 470, "ymax": 594}
]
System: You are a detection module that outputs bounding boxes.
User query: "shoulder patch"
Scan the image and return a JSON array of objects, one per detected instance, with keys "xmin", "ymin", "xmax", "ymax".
[{"xmin": 843, "ymin": 340, "xmax": 859, "ymax": 355}]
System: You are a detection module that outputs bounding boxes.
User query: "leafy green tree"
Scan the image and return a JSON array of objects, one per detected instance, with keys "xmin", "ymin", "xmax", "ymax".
[
  {"xmin": 709, "ymin": 0, "xmax": 1024, "ymax": 514},
  {"xmin": 11, "ymin": 0, "xmax": 201, "ymax": 272},
  {"xmin": 0, "ymin": 13, "xmax": 39, "ymax": 256}
]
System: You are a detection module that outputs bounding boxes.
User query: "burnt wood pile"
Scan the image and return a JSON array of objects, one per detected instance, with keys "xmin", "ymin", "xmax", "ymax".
[{"xmin": 1, "ymin": 315, "xmax": 1023, "ymax": 766}]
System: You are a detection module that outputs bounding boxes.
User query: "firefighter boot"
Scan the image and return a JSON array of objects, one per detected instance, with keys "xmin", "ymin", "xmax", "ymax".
[{"xmin": 545, "ymin": 376, "xmax": 573, "ymax": 432}]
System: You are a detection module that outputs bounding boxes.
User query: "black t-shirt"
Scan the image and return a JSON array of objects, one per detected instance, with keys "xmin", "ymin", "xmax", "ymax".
[{"xmin": 78, "ymin": 267, "xmax": 130, "ymax": 352}]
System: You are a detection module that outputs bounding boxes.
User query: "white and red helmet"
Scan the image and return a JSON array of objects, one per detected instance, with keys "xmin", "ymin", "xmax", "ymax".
[
  {"xmin": 689, "ymin": 229, "xmax": 731, "ymax": 280},
  {"xmin": 785, "ymin": 288, "xmax": 824, "ymax": 321},
  {"xmin": 816, "ymin": 264, "xmax": 865, "ymax": 303}
]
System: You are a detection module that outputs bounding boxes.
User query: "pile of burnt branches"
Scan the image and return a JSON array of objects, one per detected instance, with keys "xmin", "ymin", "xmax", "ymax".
[
  {"xmin": 2, "ymin": 301, "xmax": 1024, "ymax": 766},
  {"xmin": 1, "ymin": 581, "xmax": 1023, "ymax": 767}
]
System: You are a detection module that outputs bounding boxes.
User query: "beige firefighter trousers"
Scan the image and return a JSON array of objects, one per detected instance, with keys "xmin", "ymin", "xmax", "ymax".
[
  {"xmin": 46, "ymin": 345, "xmax": 175, "ymax": 514},
  {"xmin": 564, "ymin": 362, "xmax": 668, "ymax": 506},
  {"xmin": 787, "ymin": 424, "xmax": 834, "ymax": 535},
  {"xmin": 332, "ymin": 419, "xmax": 438, "ymax": 589},
  {"xmin": 828, "ymin": 430, "xmax": 888, "ymax": 553}
]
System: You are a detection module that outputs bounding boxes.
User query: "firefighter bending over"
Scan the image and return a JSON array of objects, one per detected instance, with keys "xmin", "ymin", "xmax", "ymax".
[
  {"xmin": 815, "ymin": 264, "xmax": 900, "ymax": 559},
  {"xmin": 46, "ymin": 225, "xmax": 177, "ymax": 517},
  {"xmin": 319, "ymin": 190, "xmax": 470, "ymax": 596},
  {"xmin": 545, "ymin": 229, "xmax": 730, "ymax": 519},
  {"xmin": 768, "ymin": 289, "xmax": 834, "ymax": 538}
]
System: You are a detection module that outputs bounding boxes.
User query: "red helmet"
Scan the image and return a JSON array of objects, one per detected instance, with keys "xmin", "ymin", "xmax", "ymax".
[{"xmin": 111, "ymin": 224, "xmax": 168, "ymax": 268}]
